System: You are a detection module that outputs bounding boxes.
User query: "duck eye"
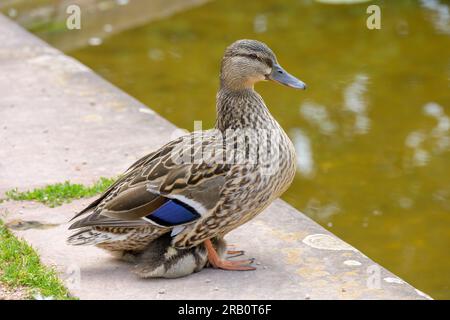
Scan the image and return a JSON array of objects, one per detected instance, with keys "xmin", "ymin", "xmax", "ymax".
[{"xmin": 248, "ymin": 54, "xmax": 258, "ymax": 60}]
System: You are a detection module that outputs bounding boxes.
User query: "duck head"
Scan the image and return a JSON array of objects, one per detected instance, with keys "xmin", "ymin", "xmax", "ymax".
[{"xmin": 220, "ymin": 39, "xmax": 306, "ymax": 91}]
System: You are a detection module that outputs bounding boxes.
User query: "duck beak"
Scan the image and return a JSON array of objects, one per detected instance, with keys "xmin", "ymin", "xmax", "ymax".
[{"xmin": 268, "ymin": 63, "xmax": 307, "ymax": 90}]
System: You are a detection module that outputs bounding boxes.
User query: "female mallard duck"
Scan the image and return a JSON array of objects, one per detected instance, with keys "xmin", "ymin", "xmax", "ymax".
[{"xmin": 68, "ymin": 39, "xmax": 306, "ymax": 278}]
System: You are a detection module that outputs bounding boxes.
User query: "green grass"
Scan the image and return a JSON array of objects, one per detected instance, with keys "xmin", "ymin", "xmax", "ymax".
[
  {"xmin": 1, "ymin": 177, "xmax": 116, "ymax": 299},
  {"xmin": 0, "ymin": 220, "xmax": 73, "ymax": 300},
  {"xmin": 0, "ymin": 177, "xmax": 116, "ymax": 299},
  {"xmin": 5, "ymin": 177, "xmax": 116, "ymax": 207}
]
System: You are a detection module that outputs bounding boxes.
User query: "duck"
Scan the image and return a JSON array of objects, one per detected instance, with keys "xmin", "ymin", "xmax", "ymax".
[{"xmin": 67, "ymin": 39, "xmax": 306, "ymax": 278}]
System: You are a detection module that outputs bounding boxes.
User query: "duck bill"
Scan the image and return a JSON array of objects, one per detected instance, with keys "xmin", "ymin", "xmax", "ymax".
[{"xmin": 269, "ymin": 63, "xmax": 307, "ymax": 90}]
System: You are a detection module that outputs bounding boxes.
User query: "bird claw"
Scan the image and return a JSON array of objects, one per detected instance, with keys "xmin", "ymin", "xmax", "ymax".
[
  {"xmin": 213, "ymin": 258, "xmax": 256, "ymax": 271},
  {"xmin": 226, "ymin": 249, "xmax": 245, "ymax": 259}
]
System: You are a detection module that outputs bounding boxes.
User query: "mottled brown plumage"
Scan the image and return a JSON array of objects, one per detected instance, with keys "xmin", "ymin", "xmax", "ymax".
[{"xmin": 67, "ymin": 39, "xmax": 306, "ymax": 278}]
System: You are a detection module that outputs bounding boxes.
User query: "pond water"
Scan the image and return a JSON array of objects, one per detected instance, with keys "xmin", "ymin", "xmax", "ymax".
[{"xmin": 15, "ymin": 0, "xmax": 450, "ymax": 298}]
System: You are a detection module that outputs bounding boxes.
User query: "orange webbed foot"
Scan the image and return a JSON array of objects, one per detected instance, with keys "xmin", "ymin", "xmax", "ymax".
[{"xmin": 205, "ymin": 239, "xmax": 256, "ymax": 271}]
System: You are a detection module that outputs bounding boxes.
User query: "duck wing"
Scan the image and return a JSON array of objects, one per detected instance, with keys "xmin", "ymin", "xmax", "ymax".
[{"xmin": 69, "ymin": 130, "xmax": 230, "ymax": 230}]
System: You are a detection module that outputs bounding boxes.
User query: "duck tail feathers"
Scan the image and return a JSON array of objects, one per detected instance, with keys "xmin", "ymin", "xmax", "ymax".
[{"xmin": 67, "ymin": 228, "xmax": 125, "ymax": 246}]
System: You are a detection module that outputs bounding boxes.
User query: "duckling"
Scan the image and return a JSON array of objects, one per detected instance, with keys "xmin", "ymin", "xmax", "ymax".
[
  {"xmin": 67, "ymin": 39, "xmax": 306, "ymax": 277},
  {"xmin": 122, "ymin": 235, "xmax": 227, "ymax": 279}
]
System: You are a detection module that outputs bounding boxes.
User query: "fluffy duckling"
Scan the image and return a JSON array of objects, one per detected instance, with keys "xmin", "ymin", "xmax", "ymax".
[{"xmin": 121, "ymin": 235, "xmax": 227, "ymax": 278}]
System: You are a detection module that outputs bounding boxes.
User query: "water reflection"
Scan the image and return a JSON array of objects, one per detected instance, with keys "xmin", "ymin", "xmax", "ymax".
[
  {"xmin": 420, "ymin": 0, "xmax": 450, "ymax": 35},
  {"xmin": 300, "ymin": 101, "xmax": 337, "ymax": 135},
  {"xmin": 253, "ymin": 14, "xmax": 268, "ymax": 33},
  {"xmin": 405, "ymin": 102, "xmax": 449, "ymax": 167},
  {"xmin": 395, "ymin": 19, "xmax": 410, "ymax": 37},
  {"xmin": 103, "ymin": 23, "xmax": 114, "ymax": 33},
  {"xmin": 0, "ymin": 0, "xmax": 209, "ymax": 51},
  {"xmin": 88, "ymin": 37, "xmax": 103, "ymax": 46},
  {"xmin": 424, "ymin": 102, "xmax": 450, "ymax": 152},
  {"xmin": 291, "ymin": 128, "xmax": 315, "ymax": 178},
  {"xmin": 117, "ymin": 0, "xmax": 130, "ymax": 5},
  {"xmin": 343, "ymin": 74, "xmax": 370, "ymax": 135},
  {"xmin": 405, "ymin": 131, "xmax": 430, "ymax": 167},
  {"xmin": 300, "ymin": 74, "xmax": 371, "ymax": 138},
  {"xmin": 304, "ymin": 198, "xmax": 341, "ymax": 224},
  {"xmin": 148, "ymin": 48, "xmax": 165, "ymax": 61}
]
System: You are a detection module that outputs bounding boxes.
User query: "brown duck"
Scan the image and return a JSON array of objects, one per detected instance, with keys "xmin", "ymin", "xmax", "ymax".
[{"xmin": 68, "ymin": 39, "xmax": 306, "ymax": 278}]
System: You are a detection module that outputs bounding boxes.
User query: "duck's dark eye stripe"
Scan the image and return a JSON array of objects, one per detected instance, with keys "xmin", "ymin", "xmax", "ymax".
[
  {"xmin": 234, "ymin": 53, "xmax": 272, "ymax": 66},
  {"xmin": 234, "ymin": 53, "xmax": 260, "ymax": 61}
]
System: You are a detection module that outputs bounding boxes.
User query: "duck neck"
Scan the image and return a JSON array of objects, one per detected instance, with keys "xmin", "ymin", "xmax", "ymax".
[{"xmin": 215, "ymin": 86, "xmax": 275, "ymax": 132}]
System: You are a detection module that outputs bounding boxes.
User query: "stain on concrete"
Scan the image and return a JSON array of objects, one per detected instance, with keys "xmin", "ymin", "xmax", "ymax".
[
  {"xmin": 302, "ymin": 233, "xmax": 357, "ymax": 251},
  {"xmin": 343, "ymin": 260, "xmax": 362, "ymax": 266},
  {"xmin": 383, "ymin": 277, "xmax": 405, "ymax": 284},
  {"xmin": 253, "ymin": 220, "xmax": 308, "ymax": 243},
  {"xmin": 296, "ymin": 264, "xmax": 330, "ymax": 280},
  {"xmin": 83, "ymin": 114, "xmax": 103, "ymax": 123},
  {"xmin": 6, "ymin": 219, "xmax": 59, "ymax": 231},
  {"xmin": 282, "ymin": 247, "xmax": 303, "ymax": 265}
]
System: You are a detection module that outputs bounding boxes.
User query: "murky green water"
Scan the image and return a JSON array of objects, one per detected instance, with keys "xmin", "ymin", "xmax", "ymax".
[{"xmin": 17, "ymin": 0, "xmax": 450, "ymax": 298}]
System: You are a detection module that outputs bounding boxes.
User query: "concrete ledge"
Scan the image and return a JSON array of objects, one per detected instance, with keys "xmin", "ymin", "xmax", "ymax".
[{"xmin": 0, "ymin": 14, "xmax": 431, "ymax": 300}]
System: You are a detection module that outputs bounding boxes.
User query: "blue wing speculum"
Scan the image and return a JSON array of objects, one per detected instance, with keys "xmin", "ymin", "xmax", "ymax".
[{"xmin": 143, "ymin": 199, "xmax": 201, "ymax": 227}]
